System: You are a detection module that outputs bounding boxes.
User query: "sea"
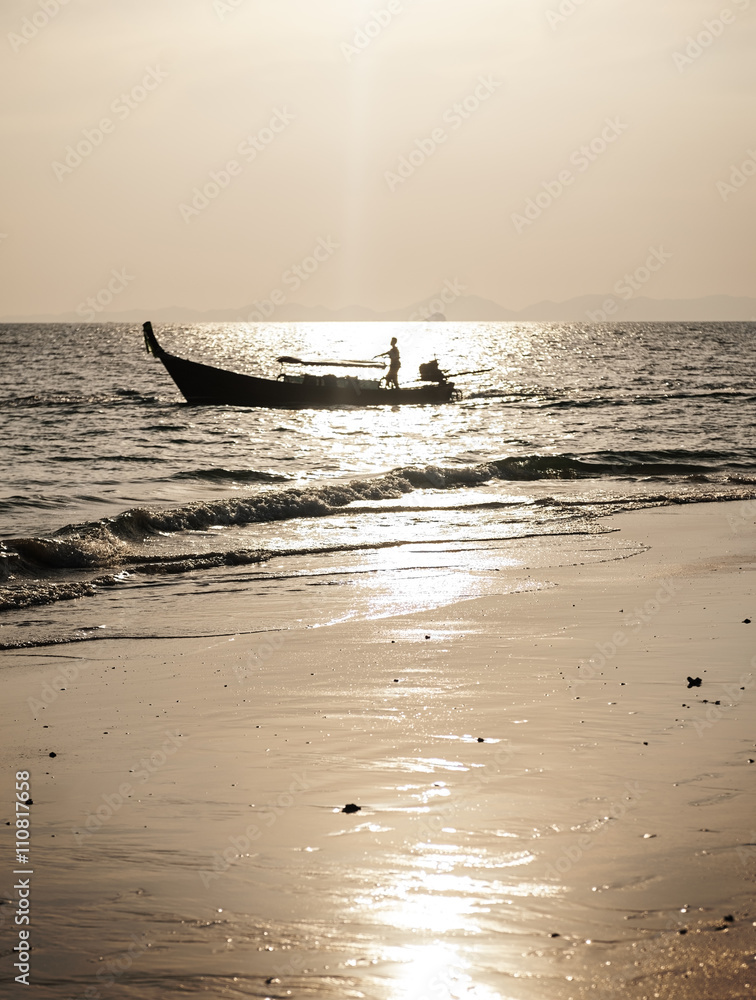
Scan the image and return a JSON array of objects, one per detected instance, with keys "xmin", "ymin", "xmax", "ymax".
[{"xmin": 1, "ymin": 320, "xmax": 755, "ymax": 650}]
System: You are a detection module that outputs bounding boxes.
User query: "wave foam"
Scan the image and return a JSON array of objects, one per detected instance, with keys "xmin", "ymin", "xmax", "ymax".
[{"xmin": 2, "ymin": 449, "xmax": 756, "ymax": 617}]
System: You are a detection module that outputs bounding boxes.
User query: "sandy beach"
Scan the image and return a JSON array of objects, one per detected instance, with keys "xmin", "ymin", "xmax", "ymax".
[{"xmin": 2, "ymin": 499, "xmax": 755, "ymax": 999}]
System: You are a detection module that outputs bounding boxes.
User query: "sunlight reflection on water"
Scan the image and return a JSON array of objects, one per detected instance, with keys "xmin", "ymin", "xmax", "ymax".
[
  {"xmin": 353, "ymin": 841, "xmax": 556, "ymax": 998},
  {"xmin": 387, "ymin": 942, "xmax": 505, "ymax": 1000}
]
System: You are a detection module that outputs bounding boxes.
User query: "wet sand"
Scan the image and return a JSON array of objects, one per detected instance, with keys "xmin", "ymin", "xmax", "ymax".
[{"xmin": 1, "ymin": 500, "xmax": 755, "ymax": 998}]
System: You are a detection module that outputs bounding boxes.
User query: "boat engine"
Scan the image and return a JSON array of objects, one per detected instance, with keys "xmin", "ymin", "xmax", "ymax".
[{"xmin": 418, "ymin": 359, "xmax": 447, "ymax": 383}]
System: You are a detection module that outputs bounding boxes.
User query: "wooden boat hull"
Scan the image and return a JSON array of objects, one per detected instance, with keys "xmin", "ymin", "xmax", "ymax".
[{"xmin": 144, "ymin": 324, "xmax": 456, "ymax": 409}]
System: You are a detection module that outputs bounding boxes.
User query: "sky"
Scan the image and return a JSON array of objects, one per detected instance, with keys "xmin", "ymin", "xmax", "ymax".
[{"xmin": 1, "ymin": 0, "xmax": 754, "ymax": 318}]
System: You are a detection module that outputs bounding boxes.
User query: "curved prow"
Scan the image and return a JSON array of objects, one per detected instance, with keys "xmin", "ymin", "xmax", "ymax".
[{"xmin": 143, "ymin": 321, "xmax": 164, "ymax": 358}]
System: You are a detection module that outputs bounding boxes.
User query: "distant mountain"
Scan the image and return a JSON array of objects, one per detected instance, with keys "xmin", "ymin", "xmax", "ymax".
[
  {"xmin": 514, "ymin": 295, "xmax": 756, "ymax": 322},
  {"xmin": 439, "ymin": 295, "xmax": 756, "ymax": 322},
  {"xmin": 3, "ymin": 295, "xmax": 755, "ymax": 324}
]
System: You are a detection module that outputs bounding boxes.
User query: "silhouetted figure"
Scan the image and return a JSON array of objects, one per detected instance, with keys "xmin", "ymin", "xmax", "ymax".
[{"xmin": 376, "ymin": 337, "xmax": 401, "ymax": 388}]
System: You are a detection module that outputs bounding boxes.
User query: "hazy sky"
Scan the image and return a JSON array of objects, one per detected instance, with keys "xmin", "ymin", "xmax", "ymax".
[{"xmin": 1, "ymin": 0, "xmax": 754, "ymax": 317}]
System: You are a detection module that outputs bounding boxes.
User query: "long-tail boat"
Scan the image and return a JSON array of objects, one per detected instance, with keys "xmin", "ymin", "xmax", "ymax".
[{"xmin": 142, "ymin": 322, "xmax": 458, "ymax": 409}]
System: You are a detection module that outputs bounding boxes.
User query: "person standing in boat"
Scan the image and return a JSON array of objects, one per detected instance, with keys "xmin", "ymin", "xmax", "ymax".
[{"xmin": 376, "ymin": 337, "xmax": 401, "ymax": 389}]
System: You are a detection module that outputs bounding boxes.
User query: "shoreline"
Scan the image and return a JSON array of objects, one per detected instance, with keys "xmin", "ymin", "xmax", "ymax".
[{"xmin": 1, "ymin": 499, "xmax": 755, "ymax": 998}]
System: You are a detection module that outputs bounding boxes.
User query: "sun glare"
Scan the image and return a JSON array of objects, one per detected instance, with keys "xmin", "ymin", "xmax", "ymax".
[{"xmin": 389, "ymin": 942, "xmax": 504, "ymax": 1000}]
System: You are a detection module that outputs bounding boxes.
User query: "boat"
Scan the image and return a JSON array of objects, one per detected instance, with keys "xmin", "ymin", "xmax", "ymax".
[{"xmin": 142, "ymin": 322, "xmax": 458, "ymax": 409}]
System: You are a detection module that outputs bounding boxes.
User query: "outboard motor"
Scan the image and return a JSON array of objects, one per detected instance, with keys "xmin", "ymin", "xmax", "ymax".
[{"xmin": 419, "ymin": 359, "xmax": 447, "ymax": 383}]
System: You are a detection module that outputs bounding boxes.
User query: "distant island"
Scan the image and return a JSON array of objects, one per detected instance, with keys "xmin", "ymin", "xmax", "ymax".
[{"xmin": 3, "ymin": 295, "xmax": 755, "ymax": 324}]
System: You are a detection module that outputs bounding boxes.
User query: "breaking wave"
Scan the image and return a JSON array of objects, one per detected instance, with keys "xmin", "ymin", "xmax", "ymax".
[{"xmin": 2, "ymin": 449, "xmax": 755, "ymax": 617}]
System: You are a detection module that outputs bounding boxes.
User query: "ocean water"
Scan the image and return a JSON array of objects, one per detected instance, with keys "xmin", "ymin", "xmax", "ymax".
[{"xmin": 1, "ymin": 320, "xmax": 755, "ymax": 649}]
